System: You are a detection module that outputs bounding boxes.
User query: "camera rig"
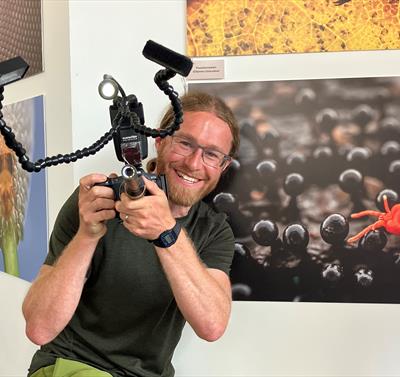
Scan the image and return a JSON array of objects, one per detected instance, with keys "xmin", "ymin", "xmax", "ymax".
[{"xmin": 0, "ymin": 40, "xmax": 193, "ymax": 199}]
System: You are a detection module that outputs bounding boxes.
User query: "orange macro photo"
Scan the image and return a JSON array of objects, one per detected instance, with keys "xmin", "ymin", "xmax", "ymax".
[{"xmin": 187, "ymin": 0, "xmax": 400, "ymax": 57}]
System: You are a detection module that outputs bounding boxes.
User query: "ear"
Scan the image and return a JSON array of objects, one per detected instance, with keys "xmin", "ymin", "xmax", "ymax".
[{"xmin": 154, "ymin": 136, "xmax": 162, "ymax": 151}]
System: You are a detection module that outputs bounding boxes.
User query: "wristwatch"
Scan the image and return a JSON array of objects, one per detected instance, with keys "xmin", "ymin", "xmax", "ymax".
[{"xmin": 152, "ymin": 222, "xmax": 182, "ymax": 248}]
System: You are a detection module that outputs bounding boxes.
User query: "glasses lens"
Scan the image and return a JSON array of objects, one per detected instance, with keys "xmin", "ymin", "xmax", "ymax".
[
  {"xmin": 172, "ymin": 136, "xmax": 193, "ymax": 156},
  {"xmin": 202, "ymin": 149, "xmax": 225, "ymax": 168}
]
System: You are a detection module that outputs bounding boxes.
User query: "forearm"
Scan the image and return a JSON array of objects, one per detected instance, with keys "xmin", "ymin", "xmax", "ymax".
[
  {"xmin": 156, "ymin": 230, "xmax": 231, "ymax": 342},
  {"xmin": 22, "ymin": 233, "xmax": 99, "ymax": 345}
]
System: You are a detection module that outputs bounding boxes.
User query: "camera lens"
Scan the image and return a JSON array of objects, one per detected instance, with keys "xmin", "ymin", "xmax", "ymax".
[{"xmin": 122, "ymin": 165, "xmax": 137, "ymax": 179}]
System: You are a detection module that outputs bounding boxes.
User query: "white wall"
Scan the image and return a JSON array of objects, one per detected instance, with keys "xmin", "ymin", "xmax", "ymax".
[
  {"xmin": 68, "ymin": 0, "xmax": 188, "ymax": 183},
  {"xmin": 0, "ymin": 272, "xmax": 38, "ymax": 376},
  {"xmin": 3, "ymin": 0, "xmax": 73, "ymax": 230},
  {"xmin": 66, "ymin": 1, "xmax": 400, "ymax": 376}
]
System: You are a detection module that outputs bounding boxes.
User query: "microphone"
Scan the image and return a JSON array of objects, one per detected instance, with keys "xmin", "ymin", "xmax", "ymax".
[{"xmin": 142, "ymin": 40, "xmax": 193, "ymax": 77}]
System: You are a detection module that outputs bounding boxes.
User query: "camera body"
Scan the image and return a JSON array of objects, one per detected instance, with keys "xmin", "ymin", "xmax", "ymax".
[{"xmin": 99, "ymin": 169, "xmax": 167, "ymax": 201}]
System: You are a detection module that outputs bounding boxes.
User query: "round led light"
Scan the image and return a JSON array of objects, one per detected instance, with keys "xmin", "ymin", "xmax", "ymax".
[{"xmin": 98, "ymin": 75, "xmax": 119, "ymax": 100}]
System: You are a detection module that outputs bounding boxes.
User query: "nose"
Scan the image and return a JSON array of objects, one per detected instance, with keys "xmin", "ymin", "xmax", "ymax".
[{"xmin": 183, "ymin": 147, "xmax": 204, "ymax": 169}]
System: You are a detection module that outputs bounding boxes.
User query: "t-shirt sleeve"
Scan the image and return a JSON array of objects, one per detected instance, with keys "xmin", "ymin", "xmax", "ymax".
[
  {"xmin": 44, "ymin": 187, "xmax": 80, "ymax": 266},
  {"xmin": 198, "ymin": 213, "xmax": 235, "ymax": 276}
]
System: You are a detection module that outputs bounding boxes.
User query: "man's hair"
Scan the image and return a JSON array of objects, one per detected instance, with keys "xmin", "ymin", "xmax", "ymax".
[
  {"xmin": 147, "ymin": 91, "xmax": 239, "ymax": 172},
  {"xmin": 160, "ymin": 91, "xmax": 239, "ymax": 155}
]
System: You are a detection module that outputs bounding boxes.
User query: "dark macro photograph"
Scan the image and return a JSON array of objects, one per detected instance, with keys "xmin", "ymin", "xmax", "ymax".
[{"xmin": 190, "ymin": 77, "xmax": 400, "ymax": 304}]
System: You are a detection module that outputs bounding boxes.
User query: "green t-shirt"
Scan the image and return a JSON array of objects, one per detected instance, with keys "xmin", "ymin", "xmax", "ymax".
[{"xmin": 29, "ymin": 188, "xmax": 234, "ymax": 377}]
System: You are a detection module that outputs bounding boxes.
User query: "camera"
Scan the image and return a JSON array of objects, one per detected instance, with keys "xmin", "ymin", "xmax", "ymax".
[
  {"xmin": 96, "ymin": 91, "xmax": 167, "ymax": 200},
  {"xmin": 100, "ymin": 164, "xmax": 167, "ymax": 201},
  {"xmin": 95, "ymin": 40, "xmax": 193, "ymax": 200}
]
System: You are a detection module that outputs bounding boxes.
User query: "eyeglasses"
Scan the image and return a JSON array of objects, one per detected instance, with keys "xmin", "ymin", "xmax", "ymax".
[{"xmin": 170, "ymin": 135, "xmax": 231, "ymax": 169}]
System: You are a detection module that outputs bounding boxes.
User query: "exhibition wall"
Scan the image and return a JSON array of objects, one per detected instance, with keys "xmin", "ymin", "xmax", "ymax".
[
  {"xmin": 67, "ymin": 1, "xmax": 400, "ymax": 376},
  {"xmin": 2, "ymin": 0, "xmax": 400, "ymax": 375}
]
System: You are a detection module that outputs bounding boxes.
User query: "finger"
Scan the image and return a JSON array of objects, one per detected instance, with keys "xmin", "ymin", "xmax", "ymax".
[
  {"xmin": 117, "ymin": 194, "xmax": 148, "ymax": 211},
  {"xmin": 80, "ymin": 198, "xmax": 116, "ymax": 220},
  {"xmin": 91, "ymin": 197, "xmax": 116, "ymax": 211},
  {"xmin": 114, "ymin": 200, "xmax": 122, "ymax": 213},
  {"xmin": 90, "ymin": 209, "xmax": 116, "ymax": 223},
  {"xmin": 142, "ymin": 176, "xmax": 163, "ymax": 196},
  {"xmin": 80, "ymin": 204, "xmax": 116, "ymax": 223},
  {"xmin": 79, "ymin": 183, "xmax": 115, "ymax": 201},
  {"xmin": 115, "ymin": 198, "xmax": 138, "ymax": 213},
  {"xmin": 80, "ymin": 173, "xmax": 109, "ymax": 191},
  {"xmin": 90, "ymin": 184, "xmax": 116, "ymax": 199}
]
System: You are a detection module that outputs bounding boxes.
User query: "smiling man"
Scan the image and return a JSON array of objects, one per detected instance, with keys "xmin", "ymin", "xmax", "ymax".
[
  {"xmin": 156, "ymin": 111, "xmax": 234, "ymax": 209},
  {"xmin": 22, "ymin": 92, "xmax": 240, "ymax": 377}
]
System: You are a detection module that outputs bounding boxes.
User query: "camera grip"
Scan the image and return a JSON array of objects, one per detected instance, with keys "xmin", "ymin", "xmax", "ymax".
[{"xmin": 95, "ymin": 176, "xmax": 124, "ymax": 200}]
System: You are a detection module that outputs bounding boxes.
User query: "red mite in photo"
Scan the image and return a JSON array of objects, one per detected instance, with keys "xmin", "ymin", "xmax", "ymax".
[{"xmin": 347, "ymin": 195, "xmax": 400, "ymax": 243}]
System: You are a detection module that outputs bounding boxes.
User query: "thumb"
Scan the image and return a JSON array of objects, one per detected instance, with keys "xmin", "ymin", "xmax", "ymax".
[{"xmin": 143, "ymin": 176, "xmax": 164, "ymax": 196}]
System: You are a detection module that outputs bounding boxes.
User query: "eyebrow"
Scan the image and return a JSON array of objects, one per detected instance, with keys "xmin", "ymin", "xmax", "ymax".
[{"xmin": 176, "ymin": 132, "xmax": 228, "ymax": 155}]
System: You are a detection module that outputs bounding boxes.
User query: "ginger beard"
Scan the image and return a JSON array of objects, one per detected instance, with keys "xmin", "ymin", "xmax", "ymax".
[{"xmin": 156, "ymin": 143, "xmax": 220, "ymax": 207}]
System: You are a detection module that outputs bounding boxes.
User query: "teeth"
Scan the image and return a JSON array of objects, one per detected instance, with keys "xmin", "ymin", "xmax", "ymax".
[{"xmin": 177, "ymin": 171, "xmax": 199, "ymax": 183}]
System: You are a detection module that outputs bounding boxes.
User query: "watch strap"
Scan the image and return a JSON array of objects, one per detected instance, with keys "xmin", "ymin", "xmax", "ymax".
[{"xmin": 152, "ymin": 221, "xmax": 181, "ymax": 248}]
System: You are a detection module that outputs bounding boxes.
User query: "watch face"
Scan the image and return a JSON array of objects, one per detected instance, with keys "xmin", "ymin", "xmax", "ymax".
[
  {"xmin": 162, "ymin": 232, "xmax": 177, "ymax": 244},
  {"xmin": 153, "ymin": 223, "xmax": 181, "ymax": 248}
]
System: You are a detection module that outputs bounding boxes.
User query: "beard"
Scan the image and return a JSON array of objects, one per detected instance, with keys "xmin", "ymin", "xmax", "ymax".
[
  {"xmin": 166, "ymin": 174, "xmax": 218, "ymax": 207},
  {"xmin": 156, "ymin": 151, "xmax": 218, "ymax": 207}
]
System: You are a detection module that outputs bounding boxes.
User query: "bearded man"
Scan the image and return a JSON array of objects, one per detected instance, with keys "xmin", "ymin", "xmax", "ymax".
[{"xmin": 22, "ymin": 91, "xmax": 240, "ymax": 377}]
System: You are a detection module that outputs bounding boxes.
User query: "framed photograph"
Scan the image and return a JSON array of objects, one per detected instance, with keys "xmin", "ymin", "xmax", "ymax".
[
  {"xmin": 0, "ymin": 95, "xmax": 47, "ymax": 281},
  {"xmin": 187, "ymin": 0, "xmax": 400, "ymax": 57},
  {"xmin": 190, "ymin": 77, "xmax": 400, "ymax": 303}
]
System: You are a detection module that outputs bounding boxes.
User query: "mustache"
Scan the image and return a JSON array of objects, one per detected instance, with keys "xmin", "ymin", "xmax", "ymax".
[{"xmin": 174, "ymin": 168, "xmax": 205, "ymax": 180}]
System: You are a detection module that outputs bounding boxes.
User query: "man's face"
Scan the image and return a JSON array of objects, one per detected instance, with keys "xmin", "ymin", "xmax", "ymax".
[{"xmin": 156, "ymin": 111, "xmax": 233, "ymax": 208}]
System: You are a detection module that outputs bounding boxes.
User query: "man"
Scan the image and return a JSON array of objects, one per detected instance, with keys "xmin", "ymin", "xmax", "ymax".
[{"xmin": 23, "ymin": 91, "xmax": 240, "ymax": 377}]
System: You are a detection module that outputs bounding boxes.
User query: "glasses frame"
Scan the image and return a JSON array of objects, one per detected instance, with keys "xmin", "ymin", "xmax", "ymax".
[{"xmin": 170, "ymin": 135, "xmax": 232, "ymax": 169}]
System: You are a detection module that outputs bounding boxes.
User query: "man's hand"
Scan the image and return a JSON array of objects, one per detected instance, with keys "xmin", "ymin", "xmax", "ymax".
[
  {"xmin": 78, "ymin": 173, "xmax": 117, "ymax": 240},
  {"xmin": 116, "ymin": 177, "xmax": 175, "ymax": 240}
]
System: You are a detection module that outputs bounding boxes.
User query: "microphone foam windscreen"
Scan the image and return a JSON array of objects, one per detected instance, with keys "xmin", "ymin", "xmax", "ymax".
[{"xmin": 142, "ymin": 40, "xmax": 193, "ymax": 77}]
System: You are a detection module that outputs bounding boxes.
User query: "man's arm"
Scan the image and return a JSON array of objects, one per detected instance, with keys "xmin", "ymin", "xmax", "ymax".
[
  {"xmin": 116, "ymin": 178, "xmax": 232, "ymax": 342},
  {"xmin": 22, "ymin": 235, "xmax": 100, "ymax": 345},
  {"xmin": 22, "ymin": 174, "xmax": 116, "ymax": 345},
  {"xmin": 155, "ymin": 232, "xmax": 232, "ymax": 342}
]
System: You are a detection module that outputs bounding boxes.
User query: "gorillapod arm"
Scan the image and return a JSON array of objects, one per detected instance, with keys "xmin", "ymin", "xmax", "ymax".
[{"xmin": 0, "ymin": 41, "xmax": 192, "ymax": 172}]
